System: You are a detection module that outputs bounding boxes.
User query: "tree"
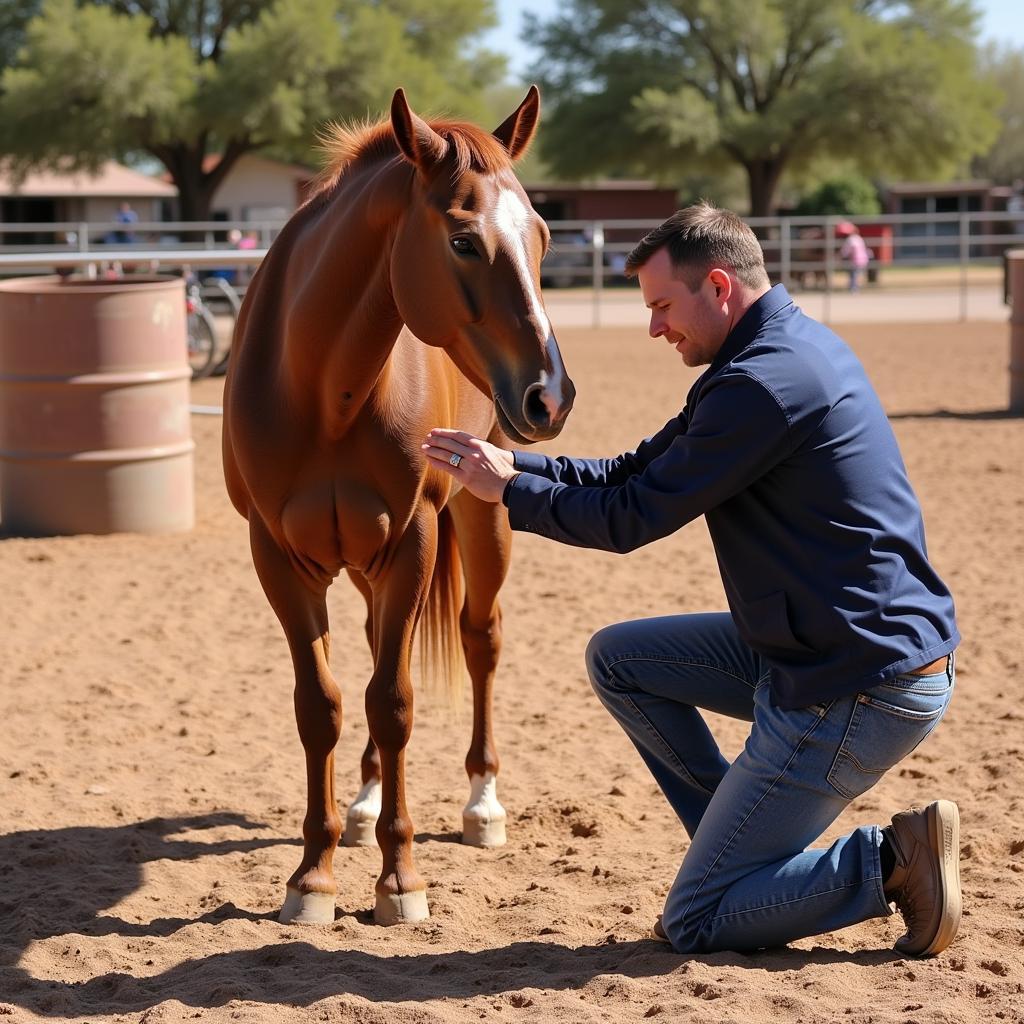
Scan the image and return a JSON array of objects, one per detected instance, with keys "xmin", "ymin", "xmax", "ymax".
[
  {"xmin": 523, "ymin": 0, "xmax": 1001, "ymax": 216},
  {"xmin": 0, "ymin": 0, "xmax": 41, "ymax": 69},
  {"xmin": 971, "ymin": 43, "xmax": 1024, "ymax": 185},
  {"xmin": 793, "ymin": 173, "xmax": 881, "ymax": 216},
  {"xmin": 0, "ymin": 0, "xmax": 505, "ymax": 219}
]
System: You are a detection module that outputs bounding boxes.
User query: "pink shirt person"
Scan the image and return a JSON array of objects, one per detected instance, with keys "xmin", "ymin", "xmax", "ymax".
[
  {"xmin": 840, "ymin": 232, "xmax": 870, "ymax": 268},
  {"xmin": 837, "ymin": 224, "xmax": 870, "ymax": 291}
]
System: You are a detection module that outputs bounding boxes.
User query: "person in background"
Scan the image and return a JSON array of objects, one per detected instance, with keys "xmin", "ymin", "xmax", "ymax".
[
  {"xmin": 112, "ymin": 202, "xmax": 139, "ymax": 245},
  {"xmin": 837, "ymin": 222, "xmax": 870, "ymax": 292}
]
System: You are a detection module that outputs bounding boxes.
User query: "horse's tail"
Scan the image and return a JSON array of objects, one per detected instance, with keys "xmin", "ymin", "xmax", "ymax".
[{"xmin": 418, "ymin": 507, "xmax": 465, "ymax": 705}]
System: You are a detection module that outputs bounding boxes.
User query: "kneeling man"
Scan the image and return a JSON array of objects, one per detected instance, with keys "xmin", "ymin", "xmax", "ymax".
[{"xmin": 423, "ymin": 202, "xmax": 961, "ymax": 957}]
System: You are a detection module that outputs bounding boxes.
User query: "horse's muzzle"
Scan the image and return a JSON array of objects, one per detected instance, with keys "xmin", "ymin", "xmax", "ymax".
[{"xmin": 521, "ymin": 378, "xmax": 575, "ymax": 437}]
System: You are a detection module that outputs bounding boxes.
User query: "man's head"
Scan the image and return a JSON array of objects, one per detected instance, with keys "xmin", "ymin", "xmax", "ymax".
[{"xmin": 625, "ymin": 202, "xmax": 770, "ymax": 366}]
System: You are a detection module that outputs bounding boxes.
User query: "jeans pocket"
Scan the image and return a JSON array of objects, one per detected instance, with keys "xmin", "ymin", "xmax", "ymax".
[{"xmin": 826, "ymin": 675, "xmax": 953, "ymax": 799}]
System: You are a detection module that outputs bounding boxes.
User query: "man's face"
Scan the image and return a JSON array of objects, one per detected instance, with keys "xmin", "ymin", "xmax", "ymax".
[{"xmin": 638, "ymin": 248, "xmax": 731, "ymax": 367}]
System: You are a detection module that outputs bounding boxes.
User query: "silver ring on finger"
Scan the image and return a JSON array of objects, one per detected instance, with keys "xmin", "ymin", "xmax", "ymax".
[{"xmin": 449, "ymin": 452, "xmax": 462, "ymax": 468}]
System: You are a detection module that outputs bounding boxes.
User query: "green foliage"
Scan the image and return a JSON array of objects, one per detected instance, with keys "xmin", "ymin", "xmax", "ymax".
[
  {"xmin": 0, "ymin": 0, "xmax": 506, "ymax": 216},
  {"xmin": 0, "ymin": 0, "xmax": 42, "ymax": 69},
  {"xmin": 971, "ymin": 43, "xmax": 1024, "ymax": 185},
  {"xmin": 674, "ymin": 167, "xmax": 748, "ymax": 211},
  {"xmin": 0, "ymin": 0, "xmax": 195, "ymax": 168},
  {"xmin": 524, "ymin": 0, "xmax": 1001, "ymax": 215},
  {"xmin": 793, "ymin": 174, "xmax": 881, "ymax": 216}
]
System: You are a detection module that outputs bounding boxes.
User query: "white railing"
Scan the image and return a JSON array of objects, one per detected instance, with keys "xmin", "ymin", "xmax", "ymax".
[
  {"xmin": 0, "ymin": 219, "xmax": 282, "ymax": 252},
  {"xmin": 1, "ymin": 211, "xmax": 1020, "ymax": 326}
]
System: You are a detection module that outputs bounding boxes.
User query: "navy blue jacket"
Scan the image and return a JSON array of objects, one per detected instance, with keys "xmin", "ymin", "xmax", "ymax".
[{"xmin": 503, "ymin": 285, "xmax": 959, "ymax": 709}]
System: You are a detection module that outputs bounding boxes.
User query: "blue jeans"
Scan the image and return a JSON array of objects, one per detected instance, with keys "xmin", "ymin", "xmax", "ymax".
[{"xmin": 586, "ymin": 612, "xmax": 954, "ymax": 953}]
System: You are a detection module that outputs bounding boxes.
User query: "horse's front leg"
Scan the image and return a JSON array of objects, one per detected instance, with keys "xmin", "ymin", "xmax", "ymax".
[
  {"xmin": 249, "ymin": 516, "xmax": 342, "ymax": 924},
  {"xmin": 450, "ymin": 490, "xmax": 511, "ymax": 847},
  {"xmin": 366, "ymin": 510, "xmax": 436, "ymax": 924}
]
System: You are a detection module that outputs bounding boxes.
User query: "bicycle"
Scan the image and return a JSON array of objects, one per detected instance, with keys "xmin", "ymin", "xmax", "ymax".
[
  {"xmin": 185, "ymin": 274, "xmax": 219, "ymax": 380},
  {"xmin": 200, "ymin": 276, "xmax": 243, "ymax": 377}
]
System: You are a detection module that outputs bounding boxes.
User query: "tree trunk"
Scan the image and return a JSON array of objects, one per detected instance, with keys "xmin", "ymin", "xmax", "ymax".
[
  {"xmin": 149, "ymin": 139, "xmax": 251, "ymax": 223},
  {"xmin": 745, "ymin": 158, "xmax": 787, "ymax": 218},
  {"xmin": 174, "ymin": 162, "xmax": 213, "ymax": 222}
]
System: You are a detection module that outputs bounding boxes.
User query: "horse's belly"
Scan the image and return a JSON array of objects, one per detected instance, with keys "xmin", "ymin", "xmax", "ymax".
[{"xmin": 280, "ymin": 478, "xmax": 392, "ymax": 584}]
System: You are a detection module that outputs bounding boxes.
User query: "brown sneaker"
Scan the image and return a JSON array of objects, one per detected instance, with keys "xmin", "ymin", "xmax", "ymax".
[{"xmin": 883, "ymin": 800, "xmax": 961, "ymax": 956}]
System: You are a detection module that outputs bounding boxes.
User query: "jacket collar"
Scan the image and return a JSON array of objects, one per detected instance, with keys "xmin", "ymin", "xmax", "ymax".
[{"xmin": 708, "ymin": 284, "xmax": 794, "ymax": 373}]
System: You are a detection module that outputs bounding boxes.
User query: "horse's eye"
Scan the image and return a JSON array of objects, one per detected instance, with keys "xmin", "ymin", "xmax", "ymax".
[{"xmin": 451, "ymin": 236, "xmax": 477, "ymax": 257}]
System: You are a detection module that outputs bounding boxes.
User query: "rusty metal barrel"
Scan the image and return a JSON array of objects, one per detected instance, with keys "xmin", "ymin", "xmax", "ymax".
[
  {"xmin": 1008, "ymin": 250, "xmax": 1024, "ymax": 414},
  {"xmin": 0, "ymin": 275, "xmax": 194, "ymax": 535}
]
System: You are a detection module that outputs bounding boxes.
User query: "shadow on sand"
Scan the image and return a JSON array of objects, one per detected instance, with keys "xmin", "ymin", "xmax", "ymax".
[
  {"xmin": 0, "ymin": 814, "xmax": 903, "ymax": 1018},
  {"xmin": 887, "ymin": 407, "xmax": 1021, "ymax": 421}
]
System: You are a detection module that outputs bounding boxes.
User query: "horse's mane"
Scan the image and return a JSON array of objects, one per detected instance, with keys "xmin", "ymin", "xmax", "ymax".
[{"xmin": 312, "ymin": 115, "xmax": 512, "ymax": 197}]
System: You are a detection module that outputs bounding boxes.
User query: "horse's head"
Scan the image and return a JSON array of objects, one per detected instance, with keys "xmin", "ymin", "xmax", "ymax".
[{"xmin": 387, "ymin": 87, "xmax": 575, "ymax": 443}]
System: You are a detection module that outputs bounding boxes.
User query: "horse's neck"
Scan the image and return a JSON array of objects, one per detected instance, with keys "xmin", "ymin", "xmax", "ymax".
[{"xmin": 282, "ymin": 160, "xmax": 410, "ymax": 438}]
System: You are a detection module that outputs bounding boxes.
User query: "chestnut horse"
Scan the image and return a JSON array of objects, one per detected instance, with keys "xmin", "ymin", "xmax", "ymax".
[{"xmin": 222, "ymin": 87, "xmax": 575, "ymax": 926}]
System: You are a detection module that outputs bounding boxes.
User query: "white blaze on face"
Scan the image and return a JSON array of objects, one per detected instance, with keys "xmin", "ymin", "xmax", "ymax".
[
  {"xmin": 492, "ymin": 187, "xmax": 566, "ymax": 414},
  {"xmin": 492, "ymin": 188, "xmax": 549, "ymax": 334}
]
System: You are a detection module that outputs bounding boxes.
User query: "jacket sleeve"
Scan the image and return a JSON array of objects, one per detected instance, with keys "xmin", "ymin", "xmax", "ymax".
[
  {"xmin": 510, "ymin": 409, "xmax": 690, "ymax": 486},
  {"xmin": 503, "ymin": 371, "xmax": 794, "ymax": 553}
]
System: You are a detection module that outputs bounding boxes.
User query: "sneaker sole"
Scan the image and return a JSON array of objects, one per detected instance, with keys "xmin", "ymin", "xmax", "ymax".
[{"xmin": 923, "ymin": 799, "xmax": 961, "ymax": 955}]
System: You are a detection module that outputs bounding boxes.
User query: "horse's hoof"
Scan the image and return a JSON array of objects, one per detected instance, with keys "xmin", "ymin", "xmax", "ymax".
[
  {"xmin": 462, "ymin": 772, "xmax": 507, "ymax": 847},
  {"xmin": 374, "ymin": 889, "xmax": 430, "ymax": 925},
  {"xmin": 342, "ymin": 779, "xmax": 381, "ymax": 847},
  {"xmin": 279, "ymin": 886, "xmax": 335, "ymax": 924},
  {"xmin": 462, "ymin": 812, "xmax": 507, "ymax": 847}
]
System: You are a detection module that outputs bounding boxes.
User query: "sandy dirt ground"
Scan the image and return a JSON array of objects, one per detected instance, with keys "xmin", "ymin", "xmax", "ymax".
[{"xmin": 1, "ymin": 318, "xmax": 1022, "ymax": 1023}]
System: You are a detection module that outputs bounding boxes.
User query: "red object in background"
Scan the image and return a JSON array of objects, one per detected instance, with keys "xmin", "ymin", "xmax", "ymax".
[{"xmin": 857, "ymin": 224, "xmax": 893, "ymax": 264}]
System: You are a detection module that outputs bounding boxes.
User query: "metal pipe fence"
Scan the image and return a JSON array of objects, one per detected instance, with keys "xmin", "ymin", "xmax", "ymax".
[{"xmin": 1, "ymin": 211, "xmax": 1021, "ymax": 327}]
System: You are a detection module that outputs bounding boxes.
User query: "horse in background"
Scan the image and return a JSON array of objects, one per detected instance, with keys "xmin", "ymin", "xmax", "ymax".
[{"xmin": 222, "ymin": 87, "xmax": 575, "ymax": 925}]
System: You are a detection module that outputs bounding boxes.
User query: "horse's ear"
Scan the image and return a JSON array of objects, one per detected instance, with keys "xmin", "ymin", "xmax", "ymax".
[
  {"xmin": 390, "ymin": 88, "xmax": 447, "ymax": 171},
  {"xmin": 492, "ymin": 85, "xmax": 540, "ymax": 161}
]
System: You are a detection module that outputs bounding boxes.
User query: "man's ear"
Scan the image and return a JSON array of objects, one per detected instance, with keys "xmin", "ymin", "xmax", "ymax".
[
  {"xmin": 708, "ymin": 267, "xmax": 733, "ymax": 302},
  {"xmin": 391, "ymin": 88, "xmax": 447, "ymax": 171}
]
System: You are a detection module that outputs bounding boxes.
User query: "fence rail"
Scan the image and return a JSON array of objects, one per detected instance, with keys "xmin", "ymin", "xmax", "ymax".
[{"xmin": 1, "ymin": 212, "xmax": 1020, "ymax": 326}]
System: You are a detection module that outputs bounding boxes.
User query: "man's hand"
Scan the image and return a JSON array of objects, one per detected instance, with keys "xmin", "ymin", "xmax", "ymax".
[{"xmin": 422, "ymin": 428, "xmax": 518, "ymax": 504}]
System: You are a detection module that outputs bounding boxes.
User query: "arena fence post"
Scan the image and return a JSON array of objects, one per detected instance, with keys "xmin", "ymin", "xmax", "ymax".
[
  {"xmin": 1008, "ymin": 249, "xmax": 1024, "ymax": 413},
  {"xmin": 823, "ymin": 219, "xmax": 835, "ymax": 325},
  {"xmin": 958, "ymin": 215, "xmax": 969, "ymax": 322},
  {"xmin": 591, "ymin": 222, "xmax": 604, "ymax": 330},
  {"xmin": 780, "ymin": 219, "xmax": 792, "ymax": 289}
]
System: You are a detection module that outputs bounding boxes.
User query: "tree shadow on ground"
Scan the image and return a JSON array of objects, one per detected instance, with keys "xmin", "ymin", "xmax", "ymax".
[
  {"xmin": 887, "ymin": 407, "xmax": 1020, "ymax": 421},
  {"xmin": 0, "ymin": 815, "xmax": 902, "ymax": 1018},
  {"xmin": 1, "ymin": 936, "xmax": 903, "ymax": 1019},
  {"xmin": 0, "ymin": 815, "xmax": 905, "ymax": 1015},
  {"xmin": 0, "ymin": 813, "xmax": 291, "ymax": 954}
]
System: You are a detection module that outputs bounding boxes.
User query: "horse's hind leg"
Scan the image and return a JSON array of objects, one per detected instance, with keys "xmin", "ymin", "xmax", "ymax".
[
  {"xmin": 450, "ymin": 490, "xmax": 512, "ymax": 847},
  {"xmin": 342, "ymin": 569, "xmax": 382, "ymax": 848},
  {"xmin": 366, "ymin": 509, "xmax": 436, "ymax": 924},
  {"xmin": 249, "ymin": 516, "xmax": 342, "ymax": 924}
]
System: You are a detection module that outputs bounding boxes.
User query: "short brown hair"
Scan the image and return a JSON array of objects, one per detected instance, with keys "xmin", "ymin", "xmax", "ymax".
[{"xmin": 625, "ymin": 201, "xmax": 769, "ymax": 291}]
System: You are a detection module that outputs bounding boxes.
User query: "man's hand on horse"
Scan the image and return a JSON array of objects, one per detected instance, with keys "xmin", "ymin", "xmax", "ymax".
[{"xmin": 422, "ymin": 428, "xmax": 519, "ymax": 504}]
